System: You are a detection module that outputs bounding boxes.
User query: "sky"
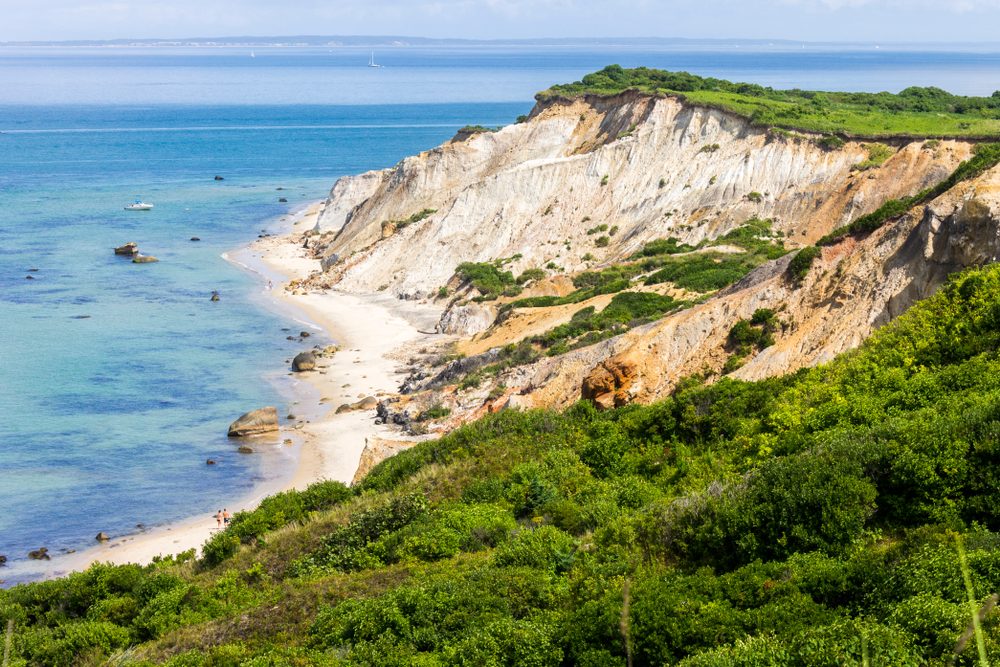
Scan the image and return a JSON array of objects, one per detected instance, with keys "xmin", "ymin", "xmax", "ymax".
[{"xmin": 3, "ymin": 0, "xmax": 1000, "ymax": 44}]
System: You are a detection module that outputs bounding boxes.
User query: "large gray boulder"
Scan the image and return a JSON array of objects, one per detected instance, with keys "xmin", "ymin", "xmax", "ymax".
[
  {"xmin": 292, "ymin": 351, "xmax": 316, "ymax": 372},
  {"xmin": 227, "ymin": 406, "xmax": 279, "ymax": 437}
]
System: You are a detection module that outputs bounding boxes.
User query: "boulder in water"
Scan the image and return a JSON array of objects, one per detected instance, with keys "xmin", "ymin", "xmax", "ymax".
[
  {"xmin": 114, "ymin": 242, "xmax": 139, "ymax": 256},
  {"xmin": 292, "ymin": 351, "xmax": 316, "ymax": 372},
  {"xmin": 227, "ymin": 406, "xmax": 279, "ymax": 437},
  {"xmin": 278, "ymin": 197, "xmax": 288, "ymax": 203},
  {"xmin": 214, "ymin": 175, "xmax": 224, "ymax": 181},
  {"xmin": 28, "ymin": 547, "xmax": 50, "ymax": 560},
  {"xmin": 132, "ymin": 255, "xmax": 159, "ymax": 264},
  {"xmin": 95, "ymin": 532, "xmax": 109, "ymax": 542},
  {"xmin": 190, "ymin": 237, "xmax": 201, "ymax": 242},
  {"xmin": 0, "ymin": 554, "xmax": 7, "ymax": 566},
  {"xmin": 210, "ymin": 291, "xmax": 220, "ymax": 302}
]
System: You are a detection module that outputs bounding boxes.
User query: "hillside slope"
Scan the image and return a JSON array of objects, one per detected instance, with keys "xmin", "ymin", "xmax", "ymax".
[{"xmin": 5, "ymin": 261, "xmax": 1000, "ymax": 665}]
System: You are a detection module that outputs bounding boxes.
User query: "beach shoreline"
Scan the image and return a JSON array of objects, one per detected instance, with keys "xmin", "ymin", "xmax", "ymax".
[{"xmin": 17, "ymin": 202, "xmax": 442, "ymax": 580}]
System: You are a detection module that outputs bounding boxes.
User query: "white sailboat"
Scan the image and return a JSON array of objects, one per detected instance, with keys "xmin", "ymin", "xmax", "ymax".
[{"xmin": 368, "ymin": 50, "xmax": 382, "ymax": 68}]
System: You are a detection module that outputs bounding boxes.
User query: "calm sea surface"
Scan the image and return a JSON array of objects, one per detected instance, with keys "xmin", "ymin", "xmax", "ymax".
[{"xmin": 1, "ymin": 43, "xmax": 998, "ymax": 583}]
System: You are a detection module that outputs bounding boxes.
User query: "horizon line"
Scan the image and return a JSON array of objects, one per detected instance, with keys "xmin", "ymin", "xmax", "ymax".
[{"xmin": 4, "ymin": 34, "xmax": 1000, "ymax": 48}]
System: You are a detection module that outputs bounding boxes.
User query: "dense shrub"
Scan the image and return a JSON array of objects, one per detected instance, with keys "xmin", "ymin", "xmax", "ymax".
[{"xmin": 787, "ymin": 245, "xmax": 821, "ymax": 281}]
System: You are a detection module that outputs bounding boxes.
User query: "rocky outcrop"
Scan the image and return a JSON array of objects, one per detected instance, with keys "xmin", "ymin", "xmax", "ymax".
[
  {"xmin": 437, "ymin": 302, "xmax": 496, "ymax": 336},
  {"xmin": 292, "ymin": 351, "xmax": 317, "ymax": 372},
  {"xmin": 114, "ymin": 242, "xmax": 138, "ymax": 256},
  {"xmin": 352, "ymin": 438, "xmax": 418, "ymax": 485},
  {"xmin": 335, "ymin": 396, "xmax": 379, "ymax": 414},
  {"xmin": 132, "ymin": 255, "xmax": 159, "ymax": 264},
  {"xmin": 227, "ymin": 407, "xmax": 279, "ymax": 437},
  {"xmin": 581, "ymin": 355, "xmax": 639, "ymax": 409}
]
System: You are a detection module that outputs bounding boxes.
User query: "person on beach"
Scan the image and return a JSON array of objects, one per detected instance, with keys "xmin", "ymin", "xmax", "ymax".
[
  {"xmin": 223, "ymin": 508, "xmax": 231, "ymax": 526},
  {"xmin": 214, "ymin": 510, "xmax": 223, "ymax": 529}
]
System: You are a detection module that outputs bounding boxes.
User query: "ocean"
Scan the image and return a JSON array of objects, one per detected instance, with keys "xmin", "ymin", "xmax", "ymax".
[{"xmin": 1, "ymin": 43, "xmax": 998, "ymax": 584}]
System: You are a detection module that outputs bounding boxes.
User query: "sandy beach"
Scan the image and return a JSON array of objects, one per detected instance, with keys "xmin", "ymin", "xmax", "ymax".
[{"xmin": 24, "ymin": 203, "xmax": 443, "ymax": 578}]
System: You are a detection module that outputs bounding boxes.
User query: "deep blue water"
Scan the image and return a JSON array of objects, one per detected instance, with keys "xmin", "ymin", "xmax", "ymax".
[{"xmin": 0, "ymin": 43, "xmax": 998, "ymax": 583}]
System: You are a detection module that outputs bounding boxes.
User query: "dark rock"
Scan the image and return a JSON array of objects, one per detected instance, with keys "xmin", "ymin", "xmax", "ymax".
[
  {"xmin": 25, "ymin": 275, "xmax": 35, "ymax": 280},
  {"xmin": 227, "ymin": 406, "xmax": 279, "ymax": 437},
  {"xmin": 210, "ymin": 291, "xmax": 220, "ymax": 302},
  {"xmin": 292, "ymin": 351, "xmax": 316, "ymax": 372},
  {"xmin": 276, "ymin": 187, "xmax": 284, "ymax": 191},
  {"xmin": 114, "ymin": 242, "xmax": 139, "ymax": 256},
  {"xmin": 132, "ymin": 255, "xmax": 159, "ymax": 264},
  {"xmin": 214, "ymin": 175, "xmax": 224, "ymax": 181},
  {"xmin": 286, "ymin": 414, "xmax": 296, "ymax": 420},
  {"xmin": 27, "ymin": 268, "xmax": 39, "ymax": 272},
  {"xmin": 72, "ymin": 315, "xmax": 91, "ymax": 319},
  {"xmin": 28, "ymin": 547, "xmax": 50, "ymax": 560},
  {"xmin": 300, "ymin": 331, "xmax": 310, "ymax": 338},
  {"xmin": 190, "ymin": 237, "xmax": 201, "ymax": 242},
  {"xmin": 0, "ymin": 554, "xmax": 7, "ymax": 565},
  {"xmin": 96, "ymin": 532, "xmax": 109, "ymax": 542},
  {"xmin": 206, "ymin": 459, "xmax": 216, "ymax": 465},
  {"xmin": 238, "ymin": 445, "xmax": 254, "ymax": 454},
  {"xmin": 278, "ymin": 197, "xmax": 288, "ymax": 203}
]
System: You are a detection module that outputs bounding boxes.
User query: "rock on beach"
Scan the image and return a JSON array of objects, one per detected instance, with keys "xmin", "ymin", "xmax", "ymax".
[{"xmin": 227, "ymin": 406, "xmax": 279, "ymax": 437}]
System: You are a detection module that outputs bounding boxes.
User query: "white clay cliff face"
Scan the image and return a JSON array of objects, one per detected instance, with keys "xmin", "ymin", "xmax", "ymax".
[{"xmin": 304, "ymin": 91, "xmax": 1000, "ymax": 418}]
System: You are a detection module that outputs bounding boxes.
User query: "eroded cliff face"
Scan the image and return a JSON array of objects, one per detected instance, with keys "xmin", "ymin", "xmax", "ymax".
[
  {"xmin": 311, "ymin": 93, "xmax": 968, "ymax": 299},
  {"xmin": 511, "ymin": 165, "xmax": 1000, "ymax": 411},
  {"xmin": 300, "ymin": 91, "xmax": 1000, "ymax": 429}
]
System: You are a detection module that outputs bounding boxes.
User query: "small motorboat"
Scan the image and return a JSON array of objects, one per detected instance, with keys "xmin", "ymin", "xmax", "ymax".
[{"xmin": 124, "ymin": 200, "xmax": 154, "ymax": 211}]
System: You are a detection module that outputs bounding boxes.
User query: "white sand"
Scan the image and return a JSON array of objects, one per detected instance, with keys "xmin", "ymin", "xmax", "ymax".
[{"xmin": 21, "ymin": 203, "xmax": 442, "ymax": 579}]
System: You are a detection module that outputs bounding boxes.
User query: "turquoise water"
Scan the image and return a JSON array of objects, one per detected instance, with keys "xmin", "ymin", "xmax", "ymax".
[{"xmin": 1, "ymin": 43, "xmax": 999, "ymax": 583}]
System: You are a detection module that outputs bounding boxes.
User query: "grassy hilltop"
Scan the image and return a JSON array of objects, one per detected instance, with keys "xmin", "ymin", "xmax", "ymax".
[{"xmin": 539, "ymin": 65, "xmax": 1000, "ymax": 138}]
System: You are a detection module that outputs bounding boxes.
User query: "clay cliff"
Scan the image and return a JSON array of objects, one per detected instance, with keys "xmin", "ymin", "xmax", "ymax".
[{"xmin": 298, "ymin": 90, "xmax": 1000, "ymax": 427}]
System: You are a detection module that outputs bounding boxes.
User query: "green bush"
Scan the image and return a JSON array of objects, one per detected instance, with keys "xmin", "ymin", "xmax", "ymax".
[
  {"xmin": 853, "ymin": 142, "xmax": 895, "ymax": 170},
  {"xmin": 787, "ymin": 245, "xmax": 821, "ymax": 281}
]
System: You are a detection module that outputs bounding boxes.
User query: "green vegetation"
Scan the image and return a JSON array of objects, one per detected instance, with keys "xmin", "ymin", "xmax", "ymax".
[
  {"xmin": 457, "ymin": 124, "xmax": 498, "ymax": 134},
  {"xmin": 724, "ymin": 308, "xmax": 780, "ymax": 373},
  {"xmin": 7, "ymin": 264, "xmax": 1000, "ymax": 664},
  {"xmin": 746, "ymin": 191, "xmax": 763, "ymax": 203},
  {"xmin": 454, "ymin": 258, "xmax": 543, "ymax": 301},
  {"xmin": 643, "ymin": 218, "xmax": 787, "ymax": 292},
  {"xmin": 817, "ymin": 134, "xmax": 846, "ymax": 150},
  {"xmin": 819, "ymin": 142, "xmax": 1000, "ymax": 245},
  {"xmin": 787, "ymin": 245, "xmax": 821, "ymax": 282},
  {"xmin": 586, "ymin": 223, "xmax": 608, "ymax": 235},
  {"xmin": 632, "ymin": 236, "xmax": 695, "ymax": 256},
  {"xmin": 594, "ymin": 235, "xmax": 610, "ymax": 248},
  {"xmin": 698, "ymin": 143, "xmax": 720, "ymax": 154},
  {"xmin": 541, "ymin": 65, "xmax": 1000, "ymax": 138},
  {"xmin": 853, "ymin": 142, "xmax": 895, "ymax": 170},
  {"xmin": 533, "ymin": 291, "xmax": 686, "ymax": 357},
  {"xmin": 417, "ymin": 404, "xmax": 452, "ymax": 422},
  {"xmin": 380, "ymin": 208, "xmax": 436, "ymax": 234}
]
